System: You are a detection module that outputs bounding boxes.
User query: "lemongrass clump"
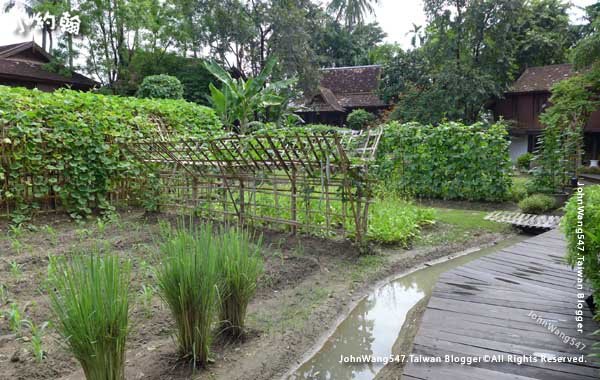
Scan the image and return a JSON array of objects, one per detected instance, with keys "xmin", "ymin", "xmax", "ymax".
[
  {"xmin": 216, "ymin": 228, "xmax": 263, "ymax": 339},
  {"xmin": 48, "ymin": 254, "xmax": 131, "ymax": 380},
  {"xmin": 155, "ymin": 224, "xmax": 219, "ymax": 366}
]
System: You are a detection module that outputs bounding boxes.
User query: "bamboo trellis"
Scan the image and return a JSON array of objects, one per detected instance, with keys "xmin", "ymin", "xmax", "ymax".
[{"xmin": 125, "ymin": 128, "xmax": 383, "ymax": 243}]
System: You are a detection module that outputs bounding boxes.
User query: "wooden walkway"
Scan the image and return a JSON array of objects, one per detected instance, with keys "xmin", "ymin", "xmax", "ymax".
[
  {"xmin": 485, "ymin": 211, "xmax": 561, "ymax": 230},
  {"xmin": 403, "ymin": 229, "xmax": 600, "ymax": 380}
]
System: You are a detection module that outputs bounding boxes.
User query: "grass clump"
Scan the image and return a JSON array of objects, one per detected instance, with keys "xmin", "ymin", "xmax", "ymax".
[
  {"xmin": 48, "ymin": 254, "xmax": 131, "ymax": 380},
  {"xmin": 519, "ymin": 194, "xmax": 556, "ymax": 214},
  {"xmin": 155, "ymin": 224, "xmax": 219, "ymax": 367},
  {"xmin": 216, "ymin": 228, "xmax": 263, "ymax": 339}
]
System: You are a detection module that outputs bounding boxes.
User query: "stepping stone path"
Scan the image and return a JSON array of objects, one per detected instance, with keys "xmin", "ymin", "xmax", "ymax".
[{"xmin": 484, "ymin": 211, "xmax": 561, "ymax": 230}]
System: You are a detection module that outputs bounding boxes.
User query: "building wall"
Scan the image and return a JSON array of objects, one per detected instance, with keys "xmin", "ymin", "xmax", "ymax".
[{"xmin": 509, "ymin": 135, "xmax": 529, "ymax": 162}]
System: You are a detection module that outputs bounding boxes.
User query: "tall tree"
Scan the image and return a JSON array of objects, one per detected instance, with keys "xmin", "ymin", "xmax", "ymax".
[{"xmin": 381, "ymin": 0, "xmax": 575, "ymax": 124}]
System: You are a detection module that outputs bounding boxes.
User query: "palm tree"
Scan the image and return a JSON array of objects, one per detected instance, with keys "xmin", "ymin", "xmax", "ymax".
[
  {"xmin": 327, "ymin": 0, "xmax": 379, "ymax": 28},
  {"xmin": 407, "ymin": 23, "xmax": 424, "ymax": 48}
]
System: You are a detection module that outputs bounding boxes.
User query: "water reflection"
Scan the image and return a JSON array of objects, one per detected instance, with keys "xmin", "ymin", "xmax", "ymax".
[{"xmin": 290, "ymin": 237, "xmax": 526, "ymax": 380}]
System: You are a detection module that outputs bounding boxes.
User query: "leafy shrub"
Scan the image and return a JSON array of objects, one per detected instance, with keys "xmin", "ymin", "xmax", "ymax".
[
  {"xmin": 129, "ymin": 51, "xmax": 214, "ymax": 104},
  {"xmin": 48, "ymin": 254, "xmax": 131, "ymax": 380},
  {"xmin": 562, "ymin": 185, "xmax": 600, "ymax": 303},
  {"xmin": 518, "ymin": 194, "xmax": 556, "ymax": 214},
  {"xmin": 155, "ymin": 224, "xmax": 219, "ymax": 366},
  {"xmin": 516, "ymin": 152, "xmax": 533, "ymax": 171},
  {"xmin": 377, "ymin": 121, "xmax": 512, "ymax": 201},
  {"xmin": 367, "ymin": 198, "xmax": 435, "ymax": 245},
  {"xmin": 581, "ymin": 166, "xmax": 600, "ymax": 175},
  {"xmin": 346, "ymin": 109, "xmax": 376, "ymax": 130},
  {"xmin": 0, "ymin": 86, "xmax": 222, "ymax": 222},
  {"xmin": 136, "ymin": 74, "xmax": 184, "ymax": 100},
  {"xmin": 216, "ymin": 228, "xmax": 263, "ymax": 339},
  {"xmin": 509, "ymin": 177, "xmax": 529, "ymax": 202}
]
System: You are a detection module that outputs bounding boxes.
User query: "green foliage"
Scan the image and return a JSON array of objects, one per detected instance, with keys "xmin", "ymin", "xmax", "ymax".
[
  {"xmin": 129, "ymin": 51, "xmax": 214, "ymax": 104},
  {"xmin": 572, "ymin": 3, "xmax": 600, "ymax": 69},
  {"xmin": 155, "ymin": 224, "xmax": 219, "ymax": 366},
  {"xmin": 312, "ymin": 21, "xmax": 386, "ymax": 67},
  {"xmin": 346, "ymin": 109, "xmax": 376, "ymax": 130},
  {"xmin": 581, "ymin": 166, "xmax": 600, "ymax": 175},
  {"xmin": 23, "ymin": 320, "xmax": 49, "ymax": 362},
  {"xmin": 327, "ymin": 0, "xmax": 379, "ymax": 27},
  {"xmin": 562, "ymin": 185, "xmax": 600, "ymax": 304},
  {"xmin": 530, "ymin": 64, "xmax": 600, "ymax": 192},
  {"xmin": 0, "ymin": 86, "xmax": 222, "ymax": 222},
  {"xmin": 5, "ymin": 303, "xmax": 24, "ymax": 335},
  {"xmin": 516, "ymin": 153, "xmax": 533, "ymax": 172},
  {"xmin": 380, "ymin": 0, "xmax": 573, "ymax": 124},
  {"xmin": 377, "ymin": 121, "xmax": 512, "ymax": 201},
  {"xmin": 48, "ymin": 254, "xmax": 131, "ymax": 380},
  {"xmin": 367, "ymin": 198, "xmax": 435, "ymax": 246},
  {"xmin": 216, "ymin": 228, "xmax": 263, "ymax": 339},
  {"xmin": 518, "ymin": 194, "xmax": 556, "ymax": 214},
  {"xmin": 509, "ymin": 176, "xmax": 529, "ymax": 202},
  {"xmin": 204, "ymin": 59, "xmax": 296, "ymax": 133},
  {"xmin": 136, "ymin": 75, "xmax": 185, "ymax": 100}
]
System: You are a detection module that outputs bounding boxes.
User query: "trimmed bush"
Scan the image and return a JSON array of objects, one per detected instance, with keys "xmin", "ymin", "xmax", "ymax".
[
  {"xmin": 0, "ymin": 86, "xmax": 222, "ymax": 222},
  {"xmin": 562, "ymin": 185, "xmax": 600, "ymax": 302},
  {"xmin": 155, "ymin": 224, "xmax": 219, "ymax": 366},
  {"xmin": 216, "ymin": 228, "xmax": 263, "ymax": 339},
  {"xmin": 48, "ymin": 254, "xmax": 131, "ymax": 380},
  {"xmin": 136, "ymin": 74, "xmax": 184, "ymax": 100},
  {"xmin": 516, "ymin": 152, "xmax": 533, "ymax": 171},
  {"xmin": 346, "ymin": 109, "xmax": 376, "ymax": 130},
  {"xmin": 518, "ymin": 194, "xmax": 556, "ymax": 214},
  {"xmin": 377, "ymin": 121, "xmax": 512, "ymax": 201}
]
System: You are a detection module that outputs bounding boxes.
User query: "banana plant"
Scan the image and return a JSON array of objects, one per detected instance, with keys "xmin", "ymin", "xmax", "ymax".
[{"xmin": 204, "ymin": 58, "xmax": 296, "ymax": 133}]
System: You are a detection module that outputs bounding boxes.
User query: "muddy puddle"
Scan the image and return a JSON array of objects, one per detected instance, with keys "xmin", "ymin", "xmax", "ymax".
[{"xmin": 288, "ymin": 236, "xmax": 527, "ymax": 380}]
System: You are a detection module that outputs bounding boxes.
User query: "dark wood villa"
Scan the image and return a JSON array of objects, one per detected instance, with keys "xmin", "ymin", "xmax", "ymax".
[
  {"xmin": 493, "ymin": 64, "xmax": 600, "ymax": 164},
  {"xmin": 296, "ymin": 65, "xmax": 390, "ymax": 126},
  {"xmin": 0, "ymin": 41, "xmax": 96, "ymax": 91}
]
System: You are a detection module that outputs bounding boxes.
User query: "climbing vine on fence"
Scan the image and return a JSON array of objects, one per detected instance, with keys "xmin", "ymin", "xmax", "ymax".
[
  {"xmin": 377, "ymin": 121, "xmax": 512, "ymax": 201},
  {"xmin": 0, "ymin": 86, "xmax": 222, "ymax": 223}
]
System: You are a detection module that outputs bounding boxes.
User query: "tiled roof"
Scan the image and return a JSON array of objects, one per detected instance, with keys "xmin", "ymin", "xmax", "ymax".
[
  {"xmin": 301, "ymin": 65, "xmax": 388, "ymax": 112},
  {"xmin": 0, "ymin": 42, "xmax": 97, "ymax": 89},
  {"xmin": 0, "ymin": 58, "xmax": 97, "ymax": 88},
  {"xmin": 508, "ymin": 64, "xmax": 575, "ymax": 93},
  {"xmin": 320, "ymin": 65, "xmax": 382, "ymax": 94}
]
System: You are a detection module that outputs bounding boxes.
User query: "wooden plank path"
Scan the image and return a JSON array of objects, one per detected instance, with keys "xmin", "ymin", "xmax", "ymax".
[
  {"xmin": 485, "ymin": 211, "xmax": 561, "ymax": 230},
  {"xmin": 403, "ymin": 229, "xmax": 600, "ymax": 380}
]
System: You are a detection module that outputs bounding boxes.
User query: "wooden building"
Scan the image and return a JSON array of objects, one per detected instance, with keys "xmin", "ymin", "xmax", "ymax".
[
  {"xmin": 0, "ymin": 41, "xmax": 96, "ymax": 91},
  {"xmin": 296, "ymin": 65, "xmax": 390, "ymax": 126},
  {"xmin": 493, "ymin": 64, "xmax": 600, "ymax": 164}
]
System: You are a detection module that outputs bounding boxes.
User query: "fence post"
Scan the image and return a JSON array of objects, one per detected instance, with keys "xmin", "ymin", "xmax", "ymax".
[{"xmin": 291, "ymin": 168, "xmax": 297, "ymax": 235}]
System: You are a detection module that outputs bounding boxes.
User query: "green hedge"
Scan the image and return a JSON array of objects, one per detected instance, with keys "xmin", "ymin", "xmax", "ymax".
[
  {"xmin": 562, "ymin": 185, "xmax": 600, "ymax": 302},
  {"xmin": 0, "ymin": 86, "xmax": 222, "ymax": 222},
  {"xmin": 377, "ymin": 121, "xmax": 512, "ymax": 201}
]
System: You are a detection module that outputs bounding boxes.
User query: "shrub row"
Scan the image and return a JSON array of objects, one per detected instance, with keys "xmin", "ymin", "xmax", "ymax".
[
  {"xmin": 377, "ymin": 121, "xmax": 512, "ymax": 201},
  {"xmin": 0, "ymin": 86, "xmax": 222, "ymax": 222}
]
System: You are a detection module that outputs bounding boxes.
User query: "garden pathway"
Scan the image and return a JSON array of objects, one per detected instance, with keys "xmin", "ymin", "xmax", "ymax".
[{"xmin": 403, "ymin": 229, "xmax": 600, "ymax": 380}]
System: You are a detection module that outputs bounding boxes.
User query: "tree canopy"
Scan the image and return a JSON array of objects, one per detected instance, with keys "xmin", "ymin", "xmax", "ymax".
[{"xmin": 380, "ymin": 0, "xmax": 583, "ymax": 125}]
